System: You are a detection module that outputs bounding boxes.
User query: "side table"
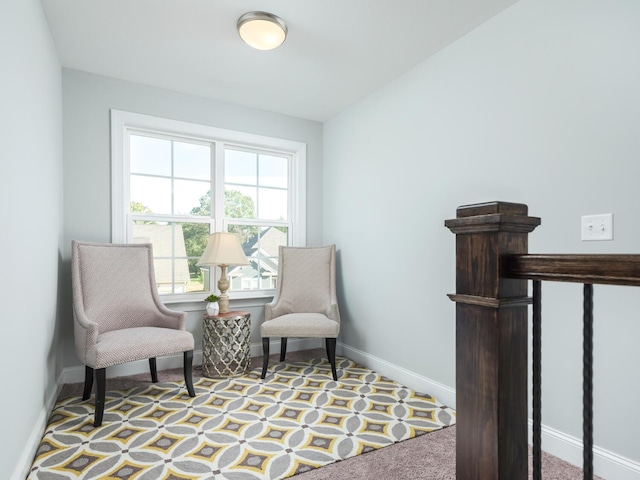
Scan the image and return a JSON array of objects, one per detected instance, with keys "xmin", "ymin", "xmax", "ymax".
[{"xmin": 202, "ymin": 311, "xmax": 251, "ymax": 378}]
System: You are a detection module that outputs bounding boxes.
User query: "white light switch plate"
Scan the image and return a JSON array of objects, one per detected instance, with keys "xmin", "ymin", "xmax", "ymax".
[{"xmin": 581, "ymin": 214, "xmax": 613, "ymax": 241}]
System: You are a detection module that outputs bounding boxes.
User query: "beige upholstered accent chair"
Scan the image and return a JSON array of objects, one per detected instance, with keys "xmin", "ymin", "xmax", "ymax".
[
  {"xmin": 261, "ymin": 245, "xmax": 340, "ymax": 380},
  {"xmin": 71, "ymin": 240, "xmax": 195, "ymax": 427}
]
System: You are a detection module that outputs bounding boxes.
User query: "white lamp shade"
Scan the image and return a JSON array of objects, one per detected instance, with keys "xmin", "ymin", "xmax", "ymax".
[
  {"xmin": 237, "ymin": 12, "xmax": 287, "ymax": 50},
  {"xmin": 197, "ymin": 232, "xmax": 249, "ymax": 266}
]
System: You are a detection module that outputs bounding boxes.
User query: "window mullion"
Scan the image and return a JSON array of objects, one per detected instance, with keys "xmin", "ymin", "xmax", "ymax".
[
  {"xmin": 214, "ymin": 142, "xmax": 225, "ymax": 232},
  {"xmin": 171, "ymin": 141, "xmax": 175, "ymax": 294}
]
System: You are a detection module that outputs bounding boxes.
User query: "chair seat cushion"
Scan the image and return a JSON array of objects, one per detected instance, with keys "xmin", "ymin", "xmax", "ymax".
[
  {"xmin": 261, "ymin": 313, "xmax": 339, "ymax": 338},
  {"xmin": 91, "ymin": 327, "xmax": 194, "ymax": 369}
]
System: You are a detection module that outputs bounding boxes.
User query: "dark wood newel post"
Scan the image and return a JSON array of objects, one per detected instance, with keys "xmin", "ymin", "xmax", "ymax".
[{"xmin": 445, "ymin": 202, "xmax": 540, "ymax": 479}]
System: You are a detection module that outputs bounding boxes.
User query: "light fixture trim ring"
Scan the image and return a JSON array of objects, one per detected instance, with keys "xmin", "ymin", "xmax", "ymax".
[{"xmin": 237, "ymin": 11, "xmax": 288, "ymax": 36}]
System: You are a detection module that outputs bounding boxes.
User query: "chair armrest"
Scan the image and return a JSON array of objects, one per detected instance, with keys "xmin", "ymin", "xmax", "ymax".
[
  {"xmin": 264, "ymin": 301, "xmax": 276, "ymax": 321},
  {"xmin": 326, "ymin": 303, "xmax": 340, "ymax": 323},
  {"xmin": 155, "ymin": 303, "xmax": 187, "ymax": 330},
  {"xmin": 265, "ymin": 298, "xmax": 293, "ymax": 321},
  {"xmin": 73, "ymin": 304, "xmax": 99, "ymax": 365},
  {"xmin": 73, "ymin": 303, "xmax": 98, "ymax": 337}
]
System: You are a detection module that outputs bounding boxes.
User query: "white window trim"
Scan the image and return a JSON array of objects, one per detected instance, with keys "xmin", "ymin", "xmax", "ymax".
[{"xmin": 111, "ymin": 109, "xmax": 307, "ymax": 303}]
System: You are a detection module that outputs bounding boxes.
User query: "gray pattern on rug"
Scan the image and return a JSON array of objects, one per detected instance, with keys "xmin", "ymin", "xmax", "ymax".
[{"xmin": 28, "ymin": 357, "xmax": 455, "ymax": 480}]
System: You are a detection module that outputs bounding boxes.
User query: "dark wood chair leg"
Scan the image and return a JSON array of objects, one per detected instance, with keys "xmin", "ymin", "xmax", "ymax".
[
  {"xmin": 149, "ymin": 357, "xmax": 158, "ymax": 383},
  {"xmin": 326, "ymin": 338, "xmax": 338, "ymax": 381},
  {"xmin": 82, "ymin": 365, "xmax": 94, "ymax": 400},
  {"xmin": 261, "ymin": 337, "xmax": 270, "ymax": 379},
  {"xmin": 94, "ymin": 368, "xmax": 106, "ymax": 427},
  {"xmin": 280, "ymin": 337, "xmax": 288, "ymax": 361},
  {"xmin": 183, "ymin": 351, "xmax": 195, "ymax": 397}
]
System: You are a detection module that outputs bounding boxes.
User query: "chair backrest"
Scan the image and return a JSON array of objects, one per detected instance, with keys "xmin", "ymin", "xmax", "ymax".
[
  {"xmin": 72, "ymin": 241, "xmax": 165, "ymax": 333},
  {"xmin": 274, "ymin": 245, "xmax": 337, "ymax": 314}
]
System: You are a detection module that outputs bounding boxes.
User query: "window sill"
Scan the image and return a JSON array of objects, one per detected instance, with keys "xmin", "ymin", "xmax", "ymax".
[{"xmin": 162, "ymin": 291, "xmax": 275, "ymax": 312}]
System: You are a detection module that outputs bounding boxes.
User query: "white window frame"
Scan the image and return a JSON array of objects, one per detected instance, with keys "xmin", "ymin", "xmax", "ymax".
[{"xmin": 111, "ymin": 109, "xmax": 307, "ymax": 303}]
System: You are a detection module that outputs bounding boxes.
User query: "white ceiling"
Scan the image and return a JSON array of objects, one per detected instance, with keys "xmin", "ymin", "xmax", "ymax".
[{"xmin": 41, "ymin": 0, "xmax": 517, "ymax": 122}]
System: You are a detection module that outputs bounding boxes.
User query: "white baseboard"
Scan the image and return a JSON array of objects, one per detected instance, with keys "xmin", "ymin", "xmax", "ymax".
[
  {"xmin": 61, "ymin": 338, "xmax": 322, "ymax": 385},
  {"xmin": 253, "ymin": 337, "xmax": 322, "ymax": 358},
  {"xmin": 336, "ymin": 342, "xmax": 457, "ymax": 409},
  {"xmin": 530, "ymin": 421, "xmax": 640, "ymax": 480},
  {"xmin": 11, "ymin": 372, "xmax": 64, "ymax": 480},
  {"xmin": 61, "ymin": 351, "xmax": 206, "ymax": 384}
]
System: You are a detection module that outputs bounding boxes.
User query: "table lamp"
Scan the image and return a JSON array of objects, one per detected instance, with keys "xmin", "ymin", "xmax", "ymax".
[{"xmin": 197, "ymin": 232, "xmax": 249, "ymax": 313}]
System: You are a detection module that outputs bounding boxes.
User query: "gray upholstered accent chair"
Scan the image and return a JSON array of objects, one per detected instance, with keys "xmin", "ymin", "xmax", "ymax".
[
  {"xmin": 71, "ymin": 240, "xmax": 195, "ymax": 427},
  {"xmin": 261, "ymin": 245, "xmax": 340, "ymax": 380}
]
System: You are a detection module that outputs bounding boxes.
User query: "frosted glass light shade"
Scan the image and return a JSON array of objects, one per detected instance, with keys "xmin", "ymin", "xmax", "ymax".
[
  {"xmin": 197, "ymin": 232, "xmax": 249, "ymax": 266},
  {"xmin": 237, "ymin": 12, "xmax": 287, "ymax": 50}
]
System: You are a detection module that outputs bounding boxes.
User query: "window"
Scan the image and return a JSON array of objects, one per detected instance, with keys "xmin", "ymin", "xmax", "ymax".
[{"xmin": 111, "ymin": 110, "xmax": 306, "ymax": 302}]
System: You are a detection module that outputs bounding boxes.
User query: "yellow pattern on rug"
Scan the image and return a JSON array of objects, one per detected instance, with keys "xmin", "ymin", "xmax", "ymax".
[{"xmin": 28, "ymin": 357, "xmax": 456, "ymax": 479}]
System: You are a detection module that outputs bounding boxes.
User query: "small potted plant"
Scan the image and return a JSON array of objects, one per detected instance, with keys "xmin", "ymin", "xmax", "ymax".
[{"xmin": 204, "ymin": 294, "xmax": 221, "ymax": 316}]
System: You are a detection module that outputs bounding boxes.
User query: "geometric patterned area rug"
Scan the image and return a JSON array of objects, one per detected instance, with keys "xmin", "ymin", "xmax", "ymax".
[{"xmin": 27, "ymin": 357, "xmax": 456, "ymax": 480}]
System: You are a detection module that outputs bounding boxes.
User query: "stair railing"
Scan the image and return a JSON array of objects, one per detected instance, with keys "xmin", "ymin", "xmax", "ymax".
[
  {"xmin": 504, "ymin": 254, "xmax": 640, "ymax": 480},
  {"xmin": 445, "ymin": 201, "xmax": 639, "ymax": 480}
]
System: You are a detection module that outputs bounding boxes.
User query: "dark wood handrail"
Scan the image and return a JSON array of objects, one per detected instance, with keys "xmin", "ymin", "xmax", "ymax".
[{"xmin": 504, "ymin": 254, "xmax": 640, "ymax": 286}]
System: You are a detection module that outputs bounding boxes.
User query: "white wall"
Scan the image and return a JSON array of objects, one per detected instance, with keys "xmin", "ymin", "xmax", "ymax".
[
  {"xmin": 61, "ymin": 69, "xmax": 324, "ymax": 370},
  {"xmin": 324, "ymin": 0, "xmax": 640, "ymax": 472},
  {"xmin": 7, "ymin": 0, "xmax": 639, "ymax": 477},
  {"xmin": 0, "ymin": 1, "xmax": 62, "ymax": 479}
]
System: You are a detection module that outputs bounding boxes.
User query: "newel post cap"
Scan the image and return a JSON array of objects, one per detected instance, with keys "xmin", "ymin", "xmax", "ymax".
[{"xmin": 445, "ymin": 201, "xmax": 540, "ymax": 234}]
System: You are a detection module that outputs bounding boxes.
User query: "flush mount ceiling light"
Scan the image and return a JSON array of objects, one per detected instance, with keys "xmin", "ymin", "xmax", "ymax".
[{"xmin": 237, "ymin": 11, "xmax": 287, "ymax": 50}]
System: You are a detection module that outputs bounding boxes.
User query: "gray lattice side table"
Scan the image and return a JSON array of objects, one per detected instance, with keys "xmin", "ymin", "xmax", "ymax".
[{"xmin": 202, "ymin": 311, "xmax": 251, "ymax": 378}]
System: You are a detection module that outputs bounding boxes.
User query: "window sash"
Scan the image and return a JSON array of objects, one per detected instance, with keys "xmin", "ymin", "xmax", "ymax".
[{"xmin": 111, "ymin": 110, "xmax": 306, "ymax": 303}]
